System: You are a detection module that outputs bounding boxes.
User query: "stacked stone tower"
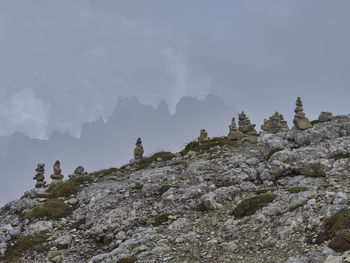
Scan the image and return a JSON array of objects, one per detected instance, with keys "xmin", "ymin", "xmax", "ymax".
[
  {"xmin": 318, "ymin": 112, "xmax": 333, "ymax": 122},
  {"xmin": 198, "ymin": 129, "xmax": 209, "ymax": 142},
  {"xmin": 228, "ymin": 117, "xmax": 243, "ymax": 140},
  {"xmin": 293, "ymin": 97, "xmax": 312, "ymax": 130},
  {"xmin": 238, "ymin": 111, "xmax": 257, "ymax": 135},
  {"xmin": 33, "ymin": 163, "xmax": 46, "ymax": 188},
  {"xmin": 134, "ymin": 138, "xmax": 144, "ymax": 160},
  {"xmin": 261, "ymin": 112, "xmax": 289, "ymax": 133},
  {"xmin": 50, "ymin": 160, "xmax": 64, "ymax": 184}
]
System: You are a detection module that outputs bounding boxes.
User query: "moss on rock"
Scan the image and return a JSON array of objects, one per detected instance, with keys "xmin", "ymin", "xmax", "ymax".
[
  {"xmin": 116, "ymin": 257, "xmax": 137, "ymax": 263},
  {"xmin": 232, "ymin": 193, "xmax": 277, "ymax": 219},
  {"xmin": 2, "ymin": 231, "xmax": 49, "ymax": 262},
  {"xmin": 24, "ymin": 199, "xmax": 71, "ymax": 220},
  {"xmin": 48, "ymin": 175, "xmax": 93, "ymax": 198},
  {"xmin": 153, "ymin": 213, "xmax": 170, "ymax": 226},
  {"xmin": 328, "ymin": 230, "xmax": 350, "ymax": 252}
]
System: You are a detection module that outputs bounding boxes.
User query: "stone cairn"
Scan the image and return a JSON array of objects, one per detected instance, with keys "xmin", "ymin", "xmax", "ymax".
[
  {"xmin": 318, "ymin": 111, "xmax": 333, "ymax": 122},
  {"xmin": 69, "ymin": 165, "xmax": 87, "ymax": 178},
  {"xmin": 50, "ymin": 160, "xmax": 64, "ymax": 184},
  {"xmin": 227, "ymin": 117, "xmax": 243, "ymax": 140},
  {"xmin": 238, "ymin": 111, "xmax": 257, "ymax": 135},
  {"xmin": 198, "ymin": 129, "xmax": 209, "ymax": 142},
  {"xmin": 293, "ymin": 97, "xmax": 312, "ymax": 130},
  {"xmin": 134, "ymin": 137, "xmax": 144, "ymax": 160},
  {"xmin": 33, "ymin": 163, "xmax": 46, "ymax": 188},
  {"xmin": 261, "ymin": 112, "xmax": 289, "ymax": 134}
]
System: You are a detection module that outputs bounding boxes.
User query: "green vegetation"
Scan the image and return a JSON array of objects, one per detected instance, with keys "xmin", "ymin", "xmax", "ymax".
[
  {"xmin": 316, "ymin": 209, "xmax": 350, "ymax": 247},
  {"xmin": 157, "ymin": 185, "xmax": 171, "ymax": 196},
  {"xmin": 287, "ymin": 187, "xmax": 309, "ymax": 194},
  {"xmin": 116, "ymin": 257, "xmax": 138, "ymax": 263},
  {"xmin": 255, "ymin": 188, "xmax": 273, "ymax": 194},
  {"xmin": 332, "ymin": 153, "xmax": 350, "ymax": 161},
  {"xmin": 89, "ymin": 167, "xmax": 120, "ymax": 177},
  {"xmin": 196, "ymin": 201, "xmax": 209, "ymax": 212},
  {"xmin": 137, "ymin": 151, "xmax": 175, "ymax": 170},
  {"xmin": 23, "ymin": 199, "xmax": 71, "ymax": 220},
  {"xmin": 47, "ymin": 175, "xmax": 93, "ymax": 198},
  {"xmin": 2, "ymin": 231, "xmax": 49, "ymax": 263},
  {"xmin": 153, "ymin": 213, "xmax": 170, "ymax": 226},
  {"xmin": 266, "ymin": 147, "xmax": 284, "ymax": 161},
  {"xmin": 232, "ymin": 193, "xmax": 277, "ymax": 219},
  {"xmin": 326, "ymin": 209, "xmax": 350, "ymax": 239},
  {"xmin": 181, "ymin": 137, "xmax": 245, "ymax": 155},
  {"xmin": 328, "ymin": 230, "xmax": 350, "ymax": 252},
  {"xmin": 132, "ymin": 184, "xmax": 143, "ymax": 190}
]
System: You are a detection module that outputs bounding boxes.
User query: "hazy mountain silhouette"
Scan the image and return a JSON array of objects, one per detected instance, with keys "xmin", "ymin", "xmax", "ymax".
[{"xmin": 0, "ymin": 94, "xmax": 237, "ymax": 206}]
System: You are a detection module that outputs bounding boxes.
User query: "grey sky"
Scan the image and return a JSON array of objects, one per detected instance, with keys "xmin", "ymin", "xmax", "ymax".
[{"xmin": 0, "ymin": 0, "xmax": 349, "ymax": 138}]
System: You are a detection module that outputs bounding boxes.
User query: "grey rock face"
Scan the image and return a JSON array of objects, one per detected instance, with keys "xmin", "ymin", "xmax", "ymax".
[{"xmin": 1, "ymin": 114, "xmax": 350, "ymax": 263}]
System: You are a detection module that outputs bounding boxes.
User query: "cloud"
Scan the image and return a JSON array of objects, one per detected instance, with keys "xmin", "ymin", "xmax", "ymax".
[
  {"xmin": 0, "ymin": 1, "xmax": 213, "ymax": 136},
  {"xmin": 161, "ymin": 48, "xmax": 212, "ymax": 112},
  {"xmin": 0, "ymin": 89, "xmax": 48, "ymax": 138}
]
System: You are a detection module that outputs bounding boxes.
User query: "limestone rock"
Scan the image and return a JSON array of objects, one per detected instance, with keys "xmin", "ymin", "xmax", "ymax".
[
  {"xmin": 69, "ymin": 165, "xmax": 87, "ymax": 178},
  {"xmin": 318, "ymin": 111, "xmax": 333, "ymax": 122}
]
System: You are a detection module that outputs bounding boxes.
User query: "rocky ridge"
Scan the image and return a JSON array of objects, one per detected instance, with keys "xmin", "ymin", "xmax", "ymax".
[{"xmin": 1, "ymin": 114, "xmax": 350, "ymax": 262}]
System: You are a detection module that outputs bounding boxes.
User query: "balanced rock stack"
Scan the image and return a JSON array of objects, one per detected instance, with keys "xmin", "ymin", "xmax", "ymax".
[
  {"xmin": 227, "ymin": 117, "xmax": 243, "ymax": 140},
  {"xmin": 261, "ymin": 112, "xmax": 289, "ymax": 134},
  {"xmin": 318, "ymin": 111, "xmax": 333, "ymax": 122},
  {"xmin": 33, "ymin": 163, "xmax": 46, "ymax": 188},
  {"xmin": 50, "ymin": 160, "xmax": 64, "ymax": 184},
  {"xmin": 134, "ymin": 138, "xmax": 144, "ymax": 160},
  {"xmin": 293, "ymin": 97, "xmax": 312, "ymax": 130},
  {"xmin": 198, "ymin": 129, "xmax": 209, "ymax": 142},
  {"xmin": 69, "ymin": 165, "xmax": 87, "ymax": 178},
  {"xmin": 238, "ymin": 111, "xmax": 257, "ymax": 135}
]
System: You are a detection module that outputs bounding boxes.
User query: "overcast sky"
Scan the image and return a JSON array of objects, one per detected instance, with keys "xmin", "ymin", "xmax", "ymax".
[{"xmin": 0, "ymin": 0, "xmax": 349, "ymax": 138}]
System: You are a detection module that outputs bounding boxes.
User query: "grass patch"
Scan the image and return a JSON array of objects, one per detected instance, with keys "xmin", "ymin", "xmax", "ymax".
[
  {"xmin": 333, "ymin": 153, "xmax": 350, "ymax": 161},
  {"xmin": 2, "ymin": 231, "xmax": 49, "ymax": 263},
  {"xmin": 47, "ymin": 175, "xmax": 93, "ymax": 198},
  {"xmin": 153, "ymin": 213, "xmax": 170, "ymax": 226},
  {"xmin": 316, "ymin": 209, "xmax": 350, "ymax": 245},
  {"xmin": 181, "ymin": 137, "xmax": 245, "ymax": 156},
  {"xmin": 132, "ymin": 184, "xmax": 143, "ymax": 190},
  {"xmin": 328, "ymin": 230, "xmax": 350, "ymax": 252},
  {"xmin": 23, "ymin": 199, "xmax": 71, "ymax": 220},
  {"xmin": 196, "ymin": 201, "xmax": 209, "ymax": 212},
  {"xmin": 255, "ymin": 188, "xmax": 273, "ymax": 194},
  {"xmin": 266, "ymin": 147, "xmax": 284, "ymax": 161},
  {"xmin": 287, "ymin": 187, "xmax": 308, "ymax": 194},
  {"xmin": 232, "ymin": 193, "xmax": 277, "ymax": 219},
  {"xmin": 137, "ymin": 152, "xmax": 175, "ymax": 170},
  {"xmin": 89, "ymin": 167, "xmax": 120, "ymax": 177},
  {"xmin": 116, "ymin": 257, "xmax": 138, "ymax": 263}
]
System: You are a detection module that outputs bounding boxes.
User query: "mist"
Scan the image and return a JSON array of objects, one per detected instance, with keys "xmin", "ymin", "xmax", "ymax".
[{"xmin": 0, "ymin": 1, "xmax": 350, "ymax": 205}]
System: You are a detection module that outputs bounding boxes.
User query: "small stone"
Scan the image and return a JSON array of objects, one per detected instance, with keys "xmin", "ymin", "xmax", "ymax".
[
  {"xmin": 115, "ymin": 231, "xmax": 126, "ymax": 240},
  {"xmin": 68, "ymin": 198, "xmax": 79, "ymax": 206}
]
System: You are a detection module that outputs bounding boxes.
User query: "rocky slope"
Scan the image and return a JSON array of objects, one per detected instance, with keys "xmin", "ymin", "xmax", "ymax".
[{"xmin": 1, "ymin": 115, "xmax": 350, "ymax": 263}]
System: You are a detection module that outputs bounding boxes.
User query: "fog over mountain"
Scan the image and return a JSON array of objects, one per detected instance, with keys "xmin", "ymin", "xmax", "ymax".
[{"xmin": 0, "ymin": 95, "xmax": 237, "ymax": 206}]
